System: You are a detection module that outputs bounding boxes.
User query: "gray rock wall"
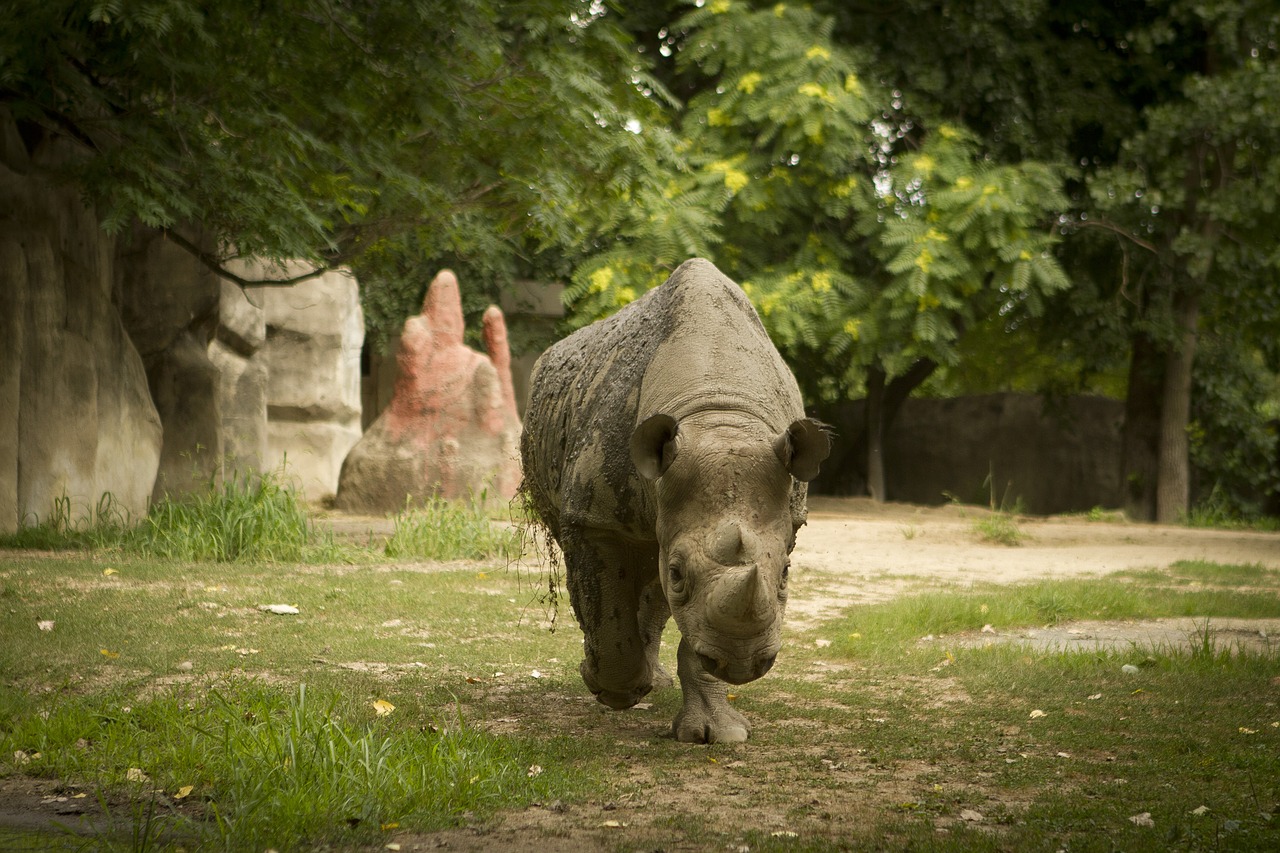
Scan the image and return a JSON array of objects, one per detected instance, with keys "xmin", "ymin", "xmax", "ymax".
[
  {"xmin": 245, "ymin": 263, "xmax": 363, "ymax": 503},
  {"xmin": 0, "ymin": 108, "xmax": 162, "ymax": 532}
]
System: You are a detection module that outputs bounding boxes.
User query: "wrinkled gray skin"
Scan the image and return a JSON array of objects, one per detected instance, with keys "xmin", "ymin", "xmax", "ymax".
[{"xmin": 521, "ymin": 259, "xmax": 830, "ymax": 743}]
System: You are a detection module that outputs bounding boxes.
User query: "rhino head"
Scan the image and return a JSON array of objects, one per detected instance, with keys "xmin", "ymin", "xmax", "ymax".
[{"xmin": 630, "ymin": 413, "xmax": 829, "ymax": 685}]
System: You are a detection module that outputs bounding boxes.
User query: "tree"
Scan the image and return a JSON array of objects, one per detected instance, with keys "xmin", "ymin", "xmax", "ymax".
[
  {"xmin": 820, "ymin": 0, "xmax": 1280, "ymax": 521},
  {"xmin": 1, "ymin": 0, "xmax": 673, "ymax": 332},
  {"xmin": 567, "ymin": 1, "xmax": 1068, "ymax": 500}
]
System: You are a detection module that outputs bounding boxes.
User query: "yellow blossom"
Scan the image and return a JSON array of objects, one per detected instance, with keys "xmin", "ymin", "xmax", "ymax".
[
  {"xmin": 798, "ymin": 82, "xmax": 833, "ymax": 103},
  {"xmin": 843, "ymin": 318, "xmax": 861, "ymax": 339},
  {"xmin": 774, "ymin": 3, "xmax": 787, "ymax": 17},
  {"xmin": 915, "ymin": 248, "xmax": 934, "ymax": 273},
  {"xmin": 811, "ymin": 271, "xmax": 832, "ymax": 293},
  {"xmin": 831, "ymin": 176, "xmax": 857, "ymax": 198},
  {"xmin": 616, "ymin": 287, "xmax": 636, "ymax": 305},
  {"xmin": 710, "ymin": 0, "xmax": 730, "ymax": 13},
  {"xmin": 954, "ymin": 176, "xmax": 973, "ymax": 190},
  {"xmin": 844, "ymin": 74, "xmax": 863, "ymax": 96},
  {"xmin": 737, "ymin": 72, "xmax": 763, "ymax": 94},
  {"xmin": 707, "ymin": 108, "xmax": 731, "ymax": 127},
  {"xmin": 709, "ymin": 159, "xmax": 749, "ymax": 193},
  {"xmin": 983, "ymin": 184, "xmax": 999, "ymax": 196},
  {"xmin": 806, "ymin": 46, "xmax": 831, "ymax": 61},
  {"xmin": 1019, "ymin": 249, "xmax": 1034, "ymax": 261},
  {"xmin": 916, "ymin": 227, "xmax": 949, "ymax": 243},
  {"xmin": 588, "ymin": 267, "xmax": 613, "ymax": 294},
  {"xmin": 915, "ymin": 154, "xmax": 936, "ymax": 176},
  {"xmin": 938, "ymin": 124, "xmax": 961, "ymax": 140},
  {"xmin": 918, "ymin": 292, "xmax": 941, "ymax": 311}
]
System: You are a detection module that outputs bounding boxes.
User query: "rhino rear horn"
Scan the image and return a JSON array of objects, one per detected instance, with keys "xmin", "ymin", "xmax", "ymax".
[
  {"xmin": 631, "ymin": 414, "xmax": 680, "ymax": 480},
  {"xmin": 773, "ymin": 418, "xmax": 831, "ymax": 482}
]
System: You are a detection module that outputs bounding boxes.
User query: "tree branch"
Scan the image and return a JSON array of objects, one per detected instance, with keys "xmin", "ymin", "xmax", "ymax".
[
  {"xmin": 1077, "ymin": 219, "xmax": 1159, "ymax": 254},
  {"xmin": 161, "ymin": 228, "xmax": 331, "ymax": 288}
]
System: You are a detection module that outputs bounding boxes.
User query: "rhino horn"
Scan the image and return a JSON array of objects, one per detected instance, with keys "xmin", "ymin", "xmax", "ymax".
[
  {"xmin": 709, "ymin": 565, "xmax": 773, "ymax": 631},
  {"xmin": 710, "ymin": 521, "xmax": 744, "ymax": 566}
]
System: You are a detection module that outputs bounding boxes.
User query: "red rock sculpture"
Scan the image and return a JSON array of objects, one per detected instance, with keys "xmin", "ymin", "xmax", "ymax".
[{"xmin": 335, "ymin": 270, "xmax": 521, "ymax": 511}]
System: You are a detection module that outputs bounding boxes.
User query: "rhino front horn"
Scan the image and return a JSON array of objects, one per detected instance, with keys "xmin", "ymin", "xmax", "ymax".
[{"xmin": 710, "ymin": 565, "xmax": 772, "ymax": 630}]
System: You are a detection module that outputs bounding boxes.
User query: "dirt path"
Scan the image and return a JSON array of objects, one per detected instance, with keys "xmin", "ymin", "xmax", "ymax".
[{"xmin": 789, "ymin": 497, "xmax": 1280, "ymax": 631}]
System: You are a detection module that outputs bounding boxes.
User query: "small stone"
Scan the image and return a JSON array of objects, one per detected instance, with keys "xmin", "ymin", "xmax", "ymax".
[{"xmin": 175, "ymin": 661, "xmax": 194, "ymax": 672}]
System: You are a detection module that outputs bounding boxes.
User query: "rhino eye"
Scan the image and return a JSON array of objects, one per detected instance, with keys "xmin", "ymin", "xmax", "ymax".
[
  {"xmin": 780, "ymin": 562, "xmax": 790, "ymax": 588},
  {"xmin": 667, "ymin": 561, "xmax": 686, "ymax": 595}
]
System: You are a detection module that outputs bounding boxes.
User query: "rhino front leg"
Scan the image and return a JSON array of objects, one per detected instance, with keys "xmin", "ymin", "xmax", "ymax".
[
  {"xmin": 673, "ymin": 636, "xmax": 750, "ymax": 744},
  {"xmin": 562, "ymin": 526, "xmax": 661, "ymax": 710},
  {"xmin": 638, "ymin": 576, "xmax": 674, "ymax": 691}
]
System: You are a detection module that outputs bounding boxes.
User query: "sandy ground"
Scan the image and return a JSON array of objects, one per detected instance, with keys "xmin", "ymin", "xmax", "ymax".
[{"xmin": 789, "ymin": 496, "xmax": 1280, "ymax": 630}]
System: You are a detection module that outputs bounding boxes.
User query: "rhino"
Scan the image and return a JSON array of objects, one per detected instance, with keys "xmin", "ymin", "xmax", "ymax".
[{"xmin": 520, "ymin": 258, "xmax": 830, "ymax": 743}]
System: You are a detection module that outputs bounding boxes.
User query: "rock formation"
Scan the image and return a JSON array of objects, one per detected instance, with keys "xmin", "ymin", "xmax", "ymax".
[
  {"xmin": 245, "ymin": 262, "xmax": 364, "ymax": 504},
  {"xmin": 336, "ymin": 270, "xmax": 521, "ymax": 512},
  {"xmin": 0, "ymin": 107, "xmax": 162, "ymax": 532}
]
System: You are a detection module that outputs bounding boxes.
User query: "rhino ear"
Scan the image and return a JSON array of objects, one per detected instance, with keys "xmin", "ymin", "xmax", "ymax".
[
  {"xmin": 773, "ymin": 418, "xmax": 832, "ymax": 482},
  {"xmin": 631, "ymin": 414, "xmax": 680, "ymax": 480}
]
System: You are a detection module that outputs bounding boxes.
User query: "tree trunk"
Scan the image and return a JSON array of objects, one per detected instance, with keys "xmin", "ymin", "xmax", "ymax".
[
  {"xmin": 1121, "ymin": 333, "xmax": 1163, "ymax": 522},
  {"xmin": 1155, "ymin": 290, "xmax": 1200, "ymax": 523},
  {"xmin": 864, "ymin": 365, "xmax": 887, "ymax": 502}
]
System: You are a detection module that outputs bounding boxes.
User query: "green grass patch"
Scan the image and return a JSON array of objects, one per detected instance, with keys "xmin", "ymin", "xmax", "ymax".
[
  {"xmin": 384, "ymin": 496, "xmax": 519, "ymax": 561},
  {"xmin": 0, "ymin": 471, "xmax": 520, "ymax": 565},
  {"xmin": 822, "ymin": 572, "xmax": 1280, "ymax": 659},
  {"xmin": 1, "ymin": 681, "xmax": 572, "ymax": 849},
  {"xmin": 970, "ymin": 513, "xmax": 1025, "ymax": 546}
]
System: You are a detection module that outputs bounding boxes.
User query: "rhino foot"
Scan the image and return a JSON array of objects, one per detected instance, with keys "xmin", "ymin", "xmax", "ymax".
[
  {"xmin": 672, "ymin": 701, "xmax": 749, "ymax": 744},
  {"xmin": 672, "ymin": 636, "xmax": 751, "ymax": 743}
]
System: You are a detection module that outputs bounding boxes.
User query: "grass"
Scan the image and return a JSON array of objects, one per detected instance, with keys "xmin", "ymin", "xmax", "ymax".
[
  {"xmin": 1, "ymin": 478, "xmax": 1278, "ymax": 850},
  {"xmin": 0, "ymin": 469, "xmax": 519, "ymax": 565}
]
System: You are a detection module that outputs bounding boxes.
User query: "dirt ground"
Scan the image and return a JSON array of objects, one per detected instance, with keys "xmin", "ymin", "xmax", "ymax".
[
  {"xmin": 389, "ymin": 498, "xmax": 1280, "ymax": 851},
  {"xmin": 5, "ymin": 499, "xmax": 1279, "ymax": 850}
]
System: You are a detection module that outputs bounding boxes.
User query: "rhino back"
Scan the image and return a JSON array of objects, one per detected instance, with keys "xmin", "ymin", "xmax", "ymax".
[
  {"xmin": 638, "ymin": 261, "xmax": 803, "ymax": 430},
  {"xmin": 521, "ymin": 274, "xmax": 679, "ymax": 538},
  {"xmin": 521, "ymin": 259, "xmax": 804, "ymax": 538}
]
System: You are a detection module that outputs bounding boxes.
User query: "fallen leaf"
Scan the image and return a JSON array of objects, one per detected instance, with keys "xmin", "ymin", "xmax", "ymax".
[
  {"xmin": 981, "ymin": 624, "xmax": 996, "ymax": 634},
  {"xmin": 960, "ymin": 809, "xmax": 984, "ymax": 822},
  {"xmin": 103, "ymin": 568, "xmax": 118, "ymax": 576},
  {"xmin": 633, "ymin": 702, "xmax": 653, "ymax": 711},
  {"xmin": 1191, "ymin": 805, "xmax": 1210, "ymax": 816},
  {"xmin": 257, "ymin": 604, "xmax": 299, "ymax": 615},
  {"xmin": 771, "ymin": 830, "xmax": 799, "ymax": 838},
  {"xmin": 372, "ymin": 699, "xmax": 396, "ymax": 717},
  {"xmin": 381, "ymin": 822, "xmax": 399, "ymax": 831},
  {"xmin": 100, "ymin": 648, "xmax": 120, "ymax": 659},
  {"xmin": 600, "ymin": 820, "xmax": 628, "ymax": 828},
  {"xmin": 1121, "ymin": 664, "xmax": 1141, "ymax": 674},
  {"xmin": 385, "ymin": 844, "xmax": 402, "ymax": 851},
  {"xmin": 174, "ymin": 785, "xmax": 194, "ymax": 800},
  {"xmin": 814, "ymin": 639, "xmax": 832, "ymax": 648},
  {"xmin": 13, "ymin": 750, "xmax": 30, "ymax": 765},
  {"xmin": 1239, "ymin": 727, "xmax": 1257, "ymax": 734},
  {"xmin": 1056, "ymin": 752, "xmax": 1071, "ymax": 758},
  {"xmin": 1029, "ymin": 709, "xmax": 1047, "ymax": 719},
  {"xmin": 37, "ymin": 620, "xmax": 54, "ymax": 632},
  {"xmin": 530, "ymin": 670, "xmax": 543, "ymax": 679},
  {"xmin": 1128, "ymin": 812, "xmax": 1154, "ymax": 827},
  {"xmin": 465, "ymin": 676, "xmax": 483, "ymax": 684},
  {"xmin": 126, "ymin": 768, "xmax": 150, "ymax": 783},
  {"xmin": 527, "ymin": 765, "xmax": 543, "ymax": 778},
  {"xmin": 1088, "ymin": 693, "xmax": 1102, "ymax": 700}
]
